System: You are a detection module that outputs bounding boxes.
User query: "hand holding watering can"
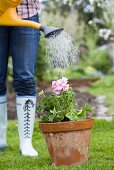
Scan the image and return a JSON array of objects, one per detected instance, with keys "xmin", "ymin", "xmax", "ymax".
[{"xmin": 0, "ymin": 0, "xmax": 63, "ymax": 38}]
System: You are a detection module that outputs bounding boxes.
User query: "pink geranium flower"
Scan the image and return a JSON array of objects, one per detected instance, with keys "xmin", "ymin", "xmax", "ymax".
[
  {"xmin": 62, "ymin": 84, "xmax": 69, "ymax": 91},
  {"xmin": 51, "ymin": 77, "xmax": 69, "ymax": 94}
]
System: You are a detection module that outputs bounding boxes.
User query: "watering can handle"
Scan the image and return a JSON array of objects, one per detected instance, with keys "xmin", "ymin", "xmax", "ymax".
[
  {"xmin": 0, "ymin": 7, "xmax": 42, "ymax": 30},
  {"xmin": 0, "ymin": 6, "xmax": 63, "ymax": 38}
]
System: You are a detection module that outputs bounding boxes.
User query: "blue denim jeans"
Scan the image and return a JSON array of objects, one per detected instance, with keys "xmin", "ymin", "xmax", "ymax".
[{"xmin": 0, "ymin": 14, "xmax": 40, "ymax": 96}]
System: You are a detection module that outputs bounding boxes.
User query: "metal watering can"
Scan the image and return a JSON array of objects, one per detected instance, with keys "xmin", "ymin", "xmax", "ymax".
[{"xmin": 0, "ymin": 0, "xmax": 63, "ymax": 38}]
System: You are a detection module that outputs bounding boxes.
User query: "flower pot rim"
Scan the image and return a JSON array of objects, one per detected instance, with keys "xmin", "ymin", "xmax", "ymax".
[{"xmin": 39, "ymin": 118, "xmax": 94, "ymax": 133}]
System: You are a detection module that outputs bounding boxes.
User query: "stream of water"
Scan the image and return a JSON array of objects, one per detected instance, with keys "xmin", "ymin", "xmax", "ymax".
[{"xmin": 46, "ymin": 31, "xmax": 80, "ymax": 68}]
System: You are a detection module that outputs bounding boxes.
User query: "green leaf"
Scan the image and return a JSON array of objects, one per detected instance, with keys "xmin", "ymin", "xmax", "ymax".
[
  {"xmin": 39, "ymin": 90, "xmax": 45, "ymax": 97},
  {"xmin": 66, "ymin": 103, "xmax": 75, "ymax": 112},
  {"xmin": 49, "ymin": 108, "xmax": 65, "ymax": 122},
  {"xmin": 66, "ymin": 110, "xmax": 78, "ymax": 121},
  {"xmin": 41, "ymin": 115, "xmax": 49, "ymax": 122},
  {"xmin": 77, "ymin": 104, "xmax": 93, "ymax": 119},
  {"xmin": 54, "ymin": 112, "xmax": 65, "ymax": 122},
  {"xmin": 49, "ymin": 114, "xmax": 55, "ymax": 122},
  {"xmin": 49, "ymin": 108, "xmax": 57, "ymax": 122}
]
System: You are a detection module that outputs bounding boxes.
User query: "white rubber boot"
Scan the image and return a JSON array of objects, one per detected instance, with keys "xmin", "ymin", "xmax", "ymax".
[
  {"xmin": 16, "ymin": 96, "xmax": 38, "ymax": 157},
  {"xmin": 0, "ymin": 95, "xmax": 7, "ymax": 150}
]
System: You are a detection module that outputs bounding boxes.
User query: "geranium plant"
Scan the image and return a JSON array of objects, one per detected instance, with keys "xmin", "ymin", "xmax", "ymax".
[{"xmin": 37, "ymin": 77, "xmax": 93, "ymax": 122}]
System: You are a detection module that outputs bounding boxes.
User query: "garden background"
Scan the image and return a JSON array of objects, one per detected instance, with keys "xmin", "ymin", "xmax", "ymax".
[{"xmin": 1, "ymin": 0, "xmax": 114, "ymax": 169}]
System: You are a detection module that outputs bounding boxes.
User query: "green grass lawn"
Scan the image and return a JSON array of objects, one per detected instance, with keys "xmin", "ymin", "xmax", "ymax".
[{"xmin": 0, "ymin": 119, "xmax": 114, "ymax": 170}]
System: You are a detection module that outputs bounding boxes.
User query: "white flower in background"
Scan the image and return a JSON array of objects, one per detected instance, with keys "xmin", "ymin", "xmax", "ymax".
[
  {"xmin": 63, "ymin": 0, "xmax": 69, "ymax": 4},
  {"xmin": 99, "ymin": 28, "xmax": 111, "ymax": 40},
  {"xmin": 63, "ymin": 0, "xmax": 73, "ymax": 6},
  {"xmin": 97, "ymin": 2, "xmax": 101, "ymax": 7},
  {"xmin": 93, "ymin": 18, "xmax": 102, "ymax": 24},
  {"xmin": 88, "ymin": 18, "xmax": 102, "ymax": 25},
  {"xmin": 89, "ymin": 0, "xmax": 95, "ymax": 5},
  {"xmin": 84, "ymin": 5, "xmax": 94, "ymax": 13},
  {"xmin": 88, "ymin": 20, "xmax": 93, "ymax": 25}
]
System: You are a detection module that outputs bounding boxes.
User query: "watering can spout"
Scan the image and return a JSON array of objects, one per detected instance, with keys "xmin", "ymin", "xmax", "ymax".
[
  {"xmin": 40, "ymin": 25, "xmax": 64, "ymax": 38},
  {"xmin": 0, "ymin": 0, "xmax": 64, "ymax": 38}
]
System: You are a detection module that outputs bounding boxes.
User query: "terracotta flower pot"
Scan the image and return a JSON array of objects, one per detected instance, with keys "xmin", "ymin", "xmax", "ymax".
[{"xmin": 39, "ymin": 118, "xmax": 94, "ymax": 166}]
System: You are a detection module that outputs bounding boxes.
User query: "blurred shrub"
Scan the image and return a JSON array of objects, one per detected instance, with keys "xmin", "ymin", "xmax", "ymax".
[
  {"xmin": 82, "ymin": 49, "xmax": 112, "ymax": 74},
  {"xmin": 41, "ymin": 0, "xmax": 71, "ymax": 16},
  {"xmin": 80, "ymin": 31, "xmax": 112, "ymax": 74},
  {"xmin": 91, "ymin": 74, "xmax": 114, "ymax": 88},
  {"xmin": 88, "ymin": 50, "xmax": 112, "ymax": 74},
  {"xmin": 65, "ymin": 65, "xmax": 103, "ymax": 79}
]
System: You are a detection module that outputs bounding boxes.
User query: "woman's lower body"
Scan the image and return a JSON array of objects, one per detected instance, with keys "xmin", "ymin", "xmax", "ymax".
[{"xmin": 0, "ymin": 14, "xmax": 40, "ymax": 156}]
